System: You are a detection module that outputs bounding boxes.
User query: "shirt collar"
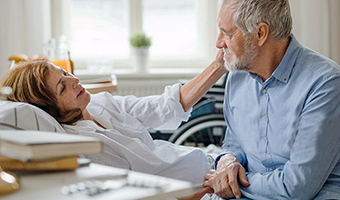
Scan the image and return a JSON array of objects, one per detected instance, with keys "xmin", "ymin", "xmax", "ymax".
[
  {"xmin": 248, "ymin": 34, "xmax": 301, "ymax": 84},
  {"xmin": 271, "ymin": 34, "xmax": 301, "ymax": 83}
]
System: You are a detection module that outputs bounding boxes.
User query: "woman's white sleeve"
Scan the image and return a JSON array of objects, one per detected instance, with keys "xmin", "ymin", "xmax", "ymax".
[{"xmin": 115, "ymin": 83, "xmax": 192, "ymax": 130}]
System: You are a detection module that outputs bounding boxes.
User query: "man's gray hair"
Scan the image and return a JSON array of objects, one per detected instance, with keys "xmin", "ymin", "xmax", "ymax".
[{"xmin": 221, "ymin": 0, "xmax": 292, "ymax": 40}]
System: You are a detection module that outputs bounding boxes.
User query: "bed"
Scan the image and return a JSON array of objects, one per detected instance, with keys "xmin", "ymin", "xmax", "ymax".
[{"xmin": 0, "ymin": 100, "xmax": 65, "ymax": 132}]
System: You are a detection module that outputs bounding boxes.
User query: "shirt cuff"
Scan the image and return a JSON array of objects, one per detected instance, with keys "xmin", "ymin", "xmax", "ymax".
[
  {"xmin": 166, "ymin": 83, "xmax": 192, "ymax": 119},
  {"xmin": 214, "ymin": 153, "xmax": 227, "ymax": 169},
  {"xmin": 215, "ymin": 152, "xmax": 246, "ymax": 169}
]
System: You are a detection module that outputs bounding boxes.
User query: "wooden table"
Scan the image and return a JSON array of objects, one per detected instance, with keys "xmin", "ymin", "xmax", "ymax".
[{"xmin": 2, "ymin": 163, "xmax": 194, "ymax": 200}]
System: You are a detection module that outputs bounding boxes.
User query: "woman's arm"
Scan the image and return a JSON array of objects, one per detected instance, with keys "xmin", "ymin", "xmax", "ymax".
[
  {"xmin": 88, "ymin": 50, "xmax": 227, "ymax": 130},
  {"xmin": 179, "ymin": 49, "xmax": 227, "ymax": 112}
]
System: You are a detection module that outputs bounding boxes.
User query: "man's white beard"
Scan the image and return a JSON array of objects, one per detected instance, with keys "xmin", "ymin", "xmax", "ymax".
[{"xmin": 223, "ymin": 36, "xmax": 258, "ymax": 72}]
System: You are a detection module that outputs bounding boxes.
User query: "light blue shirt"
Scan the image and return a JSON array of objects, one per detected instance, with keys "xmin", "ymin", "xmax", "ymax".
[{"xmin": 219, "ymin": 34, "xmax": 340, "ymax": 199}]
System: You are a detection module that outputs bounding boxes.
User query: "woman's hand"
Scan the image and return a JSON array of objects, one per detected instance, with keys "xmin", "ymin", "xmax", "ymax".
[
  {"xmin": 203, "ymin": 154, "xmax": 249, "ymax": 199},
  {"xmin": 216, "ymin": 48, "xmax": 225, "ymax": 69},
  {"xmin": 179, "ymin": 50, "xmax": 228, "ymax": 112}
]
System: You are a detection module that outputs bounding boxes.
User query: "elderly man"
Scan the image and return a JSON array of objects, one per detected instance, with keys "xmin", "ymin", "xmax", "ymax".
[{"xmin": 204, "ymin": 0, "xmax": 340, "ymax": 199}]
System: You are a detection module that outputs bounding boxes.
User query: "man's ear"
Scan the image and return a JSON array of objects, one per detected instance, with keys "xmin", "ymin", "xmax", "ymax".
[{"xmin": 257, "ymin": 22, "xmax": 269, "ymax": 47}]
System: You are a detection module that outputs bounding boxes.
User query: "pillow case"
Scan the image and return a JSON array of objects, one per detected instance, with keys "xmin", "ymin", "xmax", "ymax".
[{"xmin": 0, "ymin": 101, "xmax": 65, "ymax": 133}]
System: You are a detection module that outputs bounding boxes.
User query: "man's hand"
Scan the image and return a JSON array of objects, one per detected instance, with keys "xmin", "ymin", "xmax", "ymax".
[{"xmin": 203, "ymin": 154, "xmax": 249, "ymax": 199}]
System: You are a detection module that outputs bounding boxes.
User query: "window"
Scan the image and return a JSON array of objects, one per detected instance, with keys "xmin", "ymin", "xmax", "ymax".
[
  {"xmin": 143, "ymin": 0, "xmax": 197, "ymax": 57},
  {"xmin": 70, "ymin": 0, "xmax": 129, "ymax": 59},
  {"xmin": 67, "ymin": 0, "xmax": 219, "ymax": 71}
]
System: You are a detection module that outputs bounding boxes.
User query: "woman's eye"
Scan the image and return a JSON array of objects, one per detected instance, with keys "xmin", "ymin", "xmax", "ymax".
[{"xmin": 61, "ymin": 84, "xmax": 66, "ymax": 93}]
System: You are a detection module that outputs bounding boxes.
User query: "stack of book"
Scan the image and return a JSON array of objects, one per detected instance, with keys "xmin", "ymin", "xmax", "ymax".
[{"xmin": 0, "ymin": 130, "xmax": 103, "ymax": 171}]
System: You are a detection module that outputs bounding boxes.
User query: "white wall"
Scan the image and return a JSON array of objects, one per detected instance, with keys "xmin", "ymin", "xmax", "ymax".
[
  {"xmin": 289, "ymin": 0, "xmax": 340, "ymax": 65},
  {"xmin": 0, "ymin": 0, "xmax": 339, "ymax": 79},
  {"xmin": 328, "ymin": 0, "xmax": 340, "ymax": 65},
  {"xmin": 0, "ymin": 0, "xmax": 51, "ymax": 78}
]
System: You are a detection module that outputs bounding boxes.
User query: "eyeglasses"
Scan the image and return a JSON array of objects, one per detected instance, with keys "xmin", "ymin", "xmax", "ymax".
[{"xmin": 0, "ymin": 166, "xmax": 20, "ymax": 196}]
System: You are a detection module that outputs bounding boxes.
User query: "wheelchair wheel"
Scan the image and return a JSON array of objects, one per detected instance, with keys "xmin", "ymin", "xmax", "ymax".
[{"xmin": 168, "ymin": 114, "xmax": 226, "ymax": 147}]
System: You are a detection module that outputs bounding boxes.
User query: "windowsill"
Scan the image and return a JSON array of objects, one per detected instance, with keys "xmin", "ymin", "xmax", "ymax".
[{"xmin": 74, "ymin": 68, "xmax": 203, "ymax": 81}]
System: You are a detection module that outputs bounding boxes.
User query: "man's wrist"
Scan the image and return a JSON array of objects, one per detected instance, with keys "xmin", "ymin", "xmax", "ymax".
[
  {"xmin": 215, "ymin": 153, "xmax": 239, "ymax": 169},
  {"xmin": 214, "ymin": 153, "xmax": 227, "ymax": 169}
]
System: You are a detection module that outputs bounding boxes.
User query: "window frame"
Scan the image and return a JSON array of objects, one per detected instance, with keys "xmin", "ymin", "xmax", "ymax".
[{"xmin": 54, "ymin": 0, "xmax": 219, "ymax": 73}]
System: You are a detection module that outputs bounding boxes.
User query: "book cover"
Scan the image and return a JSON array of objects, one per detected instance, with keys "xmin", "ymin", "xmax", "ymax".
[
  {"xmin": 0, "ymin": 155, "xmax": 90, "ymax": 171},
  {"xmin": 0, "ymin": 130, "xmax": 103, "ymax": 161}
]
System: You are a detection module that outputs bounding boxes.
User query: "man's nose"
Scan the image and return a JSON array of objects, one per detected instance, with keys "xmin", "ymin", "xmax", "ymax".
[{"xmin": 216, "ymin": 33, "xmax": 226, "ymax": 49}]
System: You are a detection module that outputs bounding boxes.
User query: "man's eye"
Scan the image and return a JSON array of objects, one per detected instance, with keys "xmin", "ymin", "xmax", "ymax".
[
  {"xmin": 223, "ymin": 32, "xmax": 231, "ymax": 39},
  {"xmin": 63, "ymin": 71, "xmax": 69, "ymax": 76}
]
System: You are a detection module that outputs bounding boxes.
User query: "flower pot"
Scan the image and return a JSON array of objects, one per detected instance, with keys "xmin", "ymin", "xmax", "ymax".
[{"xmin": 132, "ymin": 47, "xmax": 149, "ymax": 73}]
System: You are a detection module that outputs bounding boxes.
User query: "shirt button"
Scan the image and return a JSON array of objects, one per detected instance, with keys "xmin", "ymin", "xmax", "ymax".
[
  {"xmin": 262, "ymin": 89, "xmax": 267, "ymax": 94},
  {"xmin": 268, "ymin": 167, "xmax": 273, "ymax": 171}
]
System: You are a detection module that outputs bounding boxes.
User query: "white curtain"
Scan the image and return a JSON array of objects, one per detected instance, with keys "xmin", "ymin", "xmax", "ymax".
[
  {"xmin": 0, "ymin": 0, "xmax": 339, "ymax": 79},
  {"xmin": 0, "ymin": 0, "xmax": 51, "ymax": 78}
]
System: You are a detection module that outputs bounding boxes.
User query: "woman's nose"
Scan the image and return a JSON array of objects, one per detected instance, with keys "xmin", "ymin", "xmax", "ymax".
[{"xmin": 67, "ymin": 76, "xmax": 80, "ymax": 88}]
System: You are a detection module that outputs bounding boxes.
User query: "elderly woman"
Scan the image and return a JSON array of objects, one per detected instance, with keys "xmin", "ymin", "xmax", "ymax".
[{"xmin": 0, "ymin": 52, "xmax": 227, "ymax": 194}]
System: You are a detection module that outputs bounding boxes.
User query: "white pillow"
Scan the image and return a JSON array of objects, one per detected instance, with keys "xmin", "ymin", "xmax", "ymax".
[{"xmin": 0, "ymin": 101, "xmax": 65, "ymax": 133}]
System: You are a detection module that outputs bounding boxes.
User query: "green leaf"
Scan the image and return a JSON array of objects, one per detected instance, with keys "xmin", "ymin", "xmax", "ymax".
[{"xmin": 129, "ymin": 33, "xmax": 152, "ymax": 47}]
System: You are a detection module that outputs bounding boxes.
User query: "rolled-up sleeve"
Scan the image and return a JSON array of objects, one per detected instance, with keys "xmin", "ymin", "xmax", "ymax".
[
  {"xmin": 107, "ymin": 83, "xmax": 191, "ymax": 130},
  {"xmin": 148, "ymin": 83, "xmax": 192, "ymax": 130}
]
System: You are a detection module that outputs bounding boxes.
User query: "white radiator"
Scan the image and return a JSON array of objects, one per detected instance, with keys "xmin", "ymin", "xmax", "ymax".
[{"xmin": 114, "ymin": 79, "xmax": 182, "ymax": 97}]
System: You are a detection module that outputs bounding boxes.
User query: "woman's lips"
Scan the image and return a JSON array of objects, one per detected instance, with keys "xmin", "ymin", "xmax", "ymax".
[{"xmin": 77, "ymin": 88, "xmax": 84, "ymax": 97}]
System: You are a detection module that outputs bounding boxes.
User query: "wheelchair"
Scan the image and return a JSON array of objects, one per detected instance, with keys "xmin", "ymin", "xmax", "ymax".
[{"xmin": 149, "ymin": 73, "xmax": 228, "ymax": 147}]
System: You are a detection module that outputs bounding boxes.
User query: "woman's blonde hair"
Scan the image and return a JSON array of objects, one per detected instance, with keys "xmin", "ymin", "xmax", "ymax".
[{"xmin": 0, "ymin": 58, "xmax": 82, "ymax": 124}]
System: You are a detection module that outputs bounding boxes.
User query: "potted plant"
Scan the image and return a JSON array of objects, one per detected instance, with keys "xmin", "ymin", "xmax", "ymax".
[{"xmin": 129, "ymin": 32, "xmax": 152, "ymax": 73}]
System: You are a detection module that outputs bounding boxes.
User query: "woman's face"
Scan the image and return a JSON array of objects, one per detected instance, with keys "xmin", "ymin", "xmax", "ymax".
[{"xmin": 46, "ymin": 64, "xmax": 91, "ymax": 113}]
